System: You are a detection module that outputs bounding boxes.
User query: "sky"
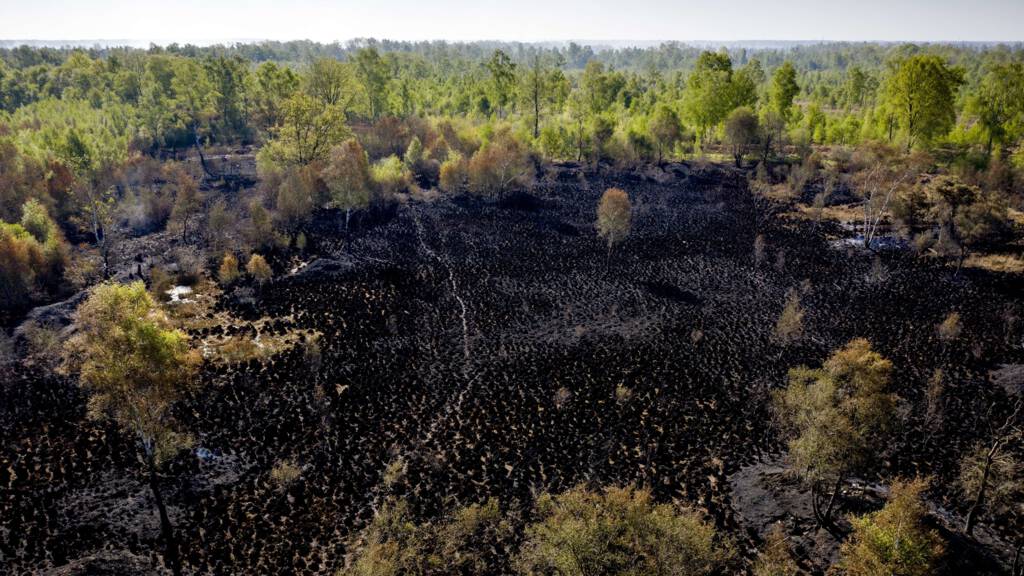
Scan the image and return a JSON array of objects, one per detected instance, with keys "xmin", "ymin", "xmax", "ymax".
[{"xmin": 0, "ymin": 0, "xmax": 1022, "ymax": 44}]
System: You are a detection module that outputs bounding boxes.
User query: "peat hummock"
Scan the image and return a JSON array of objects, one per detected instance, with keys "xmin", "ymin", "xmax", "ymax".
[{"xmin": 2, "ymin": 163, "xmax": 1022, "ymax": 574}]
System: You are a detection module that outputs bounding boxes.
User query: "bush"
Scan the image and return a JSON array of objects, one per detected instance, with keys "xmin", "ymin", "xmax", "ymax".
[
  {"xmin": 439, "ymin": 151, "xmax": 470, "ymax": 193},
  {"xmin": 468, "ymin": 131, "xmax": 532, "ymax": 196},
  {"xmin": 539, "ymin": 122, "xmax": 575, "ymax": 161},
  {"xmin": 772, "ymin": 339, "xmax": 897, "ymax": 525},
  {"xmin": 275, "ymin": 166, "xmax": 316, "ymax": 231},
  {"xmin": 18, "ymin": 199, "xmax": 68, "ymax": 293},
  {"xmin": 774, "ymin": 289, "xmax": 805, "ymax": 344},
  {"xmin": 342, "ymin": 497, "xmax": 514, "ymax": 576},
  {"xmin": 516, "ymin": 485, "xmax": 733, "ymax": 576},
  {"xmin": 246, "ymin": 253, "xmax": 272, "ymax": 285},
  {"xmin": 436, "ymin": 118, "xmax": 481, "ymax": 158},
  {"xmin": 371, "ymin": 155, "xmax": 412, "ymax": 199},
  {"xmin": 0, "ymin": 221, "xmax": 45, "ymax": 308},
  {"xmin": 323, "ymin": 139, "xmax": 371, "ymax": 220},
  {"xmin": 596, "ymin": 187, "xmax": 632, "ymax": 254},
  {"xmin": 218, "ymin": 253, "xmax": 240, "ymax": 285},
  {"xmin": 269, "ymin": 459, "xmax": 301, "ymax": 489},
  {"xmin": 752, "ymin": 523, "xmax": 799, "ymax": 576},
  {"xmin": 839, "ymin": 478, "xmax": 944, "ymax": 576}
]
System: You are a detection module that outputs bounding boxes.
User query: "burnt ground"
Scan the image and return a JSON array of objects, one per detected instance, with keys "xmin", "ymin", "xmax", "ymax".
[{"xmin": 2, "ymin": 162, "xmax": 1023, "ymax": 575}]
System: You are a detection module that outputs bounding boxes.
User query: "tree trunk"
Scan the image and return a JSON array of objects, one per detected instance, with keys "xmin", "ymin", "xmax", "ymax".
[
  {"xmin": 194, "ymin": 132, "xmax": 214, "ymax": 179},
  {"xmin": 822, "ymin": 478, "xmax": 842, "ymax": 526},
  {"xmin": 811, "ymin": 480, "xmax": 824, "ymax": 526},
  {"xmin": 147, "ymin": 456, "xmax": 183, "ymax": 576}
]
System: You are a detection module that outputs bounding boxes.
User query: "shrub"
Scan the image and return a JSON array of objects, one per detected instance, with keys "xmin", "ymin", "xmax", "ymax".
[
  {"xmin": 539, "ymin": 122, "xmax": 574, "ymax": 161},
  {"xmin": 467, "ymin": 132, "xmax": 532, "ymax": 196},
  {"xmin": 772, "ymin": 339, "xmax": 897, "ymax": 526},
  {"xmin": 371, "ymin": 155, "xmax": 412, "ymax": 199},
  {"xmin": 404, "ymin": 136, "xmax": 424, "ymax": 168},
  {"xmin": 724, "ymin": 107, "xmax": 760, "ymax": 167},
  {"xmin": 774, "ymin": 289, "xmax": 805, "ymax": 344},
  {"xmin": 275, "ymin": 166, "xmax": 316, "ymax": 231},
  {"xmin": 937, "ymin": 311, "xmax": 962, "ymax": 342},
  {"xmin": 270, "ymin": 459, "xmax": 301, "ymax": 489},
  {"xmin": 839, "ymin": 478, "xmax": 944, "ymax": 576},
  {"xmin": 323, "ymin": 139, "xmax": 372, "ymax": 225},
  {"xmin": 341, "ymin": 497, "xmax": 514, "ymax": 576},
  {"xmin": 596, "ymin": 187, "xmax": 632, "ymax": 254},
  {"xmin": 218, "ymin": 253, "xmax": 240, "ymax": 285},
  {"xmin": 439, "ymin": 151, "xmax": 470, "ymax": 193},
  {"xmin": 0, "ymin": 221, "xmax": 45, "ymax": 308},
  {"xmin": 246, "ymin": 253, "xmax": 272, "ymax": 285},
  {"xmin": 752, "ymin": 523, "xmax": 799, "ymax": 576},
  {"xmin": 246, "ymin": 200, "xmax": 275, "ymax": 250},
  {"xmin": 18, "ymin": 199, "xmax": 68, "ymax": 293},
  {"xmin": 516, "ymin": 485, "xmax": 733, "ymax": 576}
]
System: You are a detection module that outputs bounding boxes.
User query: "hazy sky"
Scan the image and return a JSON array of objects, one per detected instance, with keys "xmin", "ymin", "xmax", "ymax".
[{"xmin": 1, "ymin": 0, "xmax": 1021, "ymax": 43}]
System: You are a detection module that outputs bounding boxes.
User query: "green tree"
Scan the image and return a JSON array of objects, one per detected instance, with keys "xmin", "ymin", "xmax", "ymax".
[
  {"xmin": 770, "ymin": 61, "xmax": 800, "ymax": 121},
  {"xmin": 304, "ymin": 57, "xmax": 364, "ymax": 112},
  {"xmin": 486, "ymin": 49, "xmax": 517, "ymax": 118},
  {"xmin": 772, "ymin": 338, "xmax": 897, "ymax": 528},
  {"xmin": 882, "ymin": 55, "xmax": 963, "ymax": 151},
  {"xmin": 322, "ymin": 138, "xmax": 372, "ymax": 230},
  {"xmin": 204, "ymin": 55, "xmax": 250, "ymax": 142},
  {"xmin": 648, "ymin": 103, "xmax": 682, "ymax": 164},
  {"xmin": 968, "ymin": 62, "xmax": 1024, "ymax": 157},
  {"xmin": 259, "ymin": 92, "xmax": 350, "ymax": 167},
  {"xmin": 516, "ymin": 485, "xmax": 733, "ymax": 576},
  {"xmin": 247, "ymin": 61, "xmax": 300, "ymax": 135},
  {"xmin": 682, "ymin": 51, "xmax": 736, "ymax": 145},
  {"xmin": 353, "ymin": 47, "xmax": 389, "ymax": 120},
  {"xmin": 521, "ymin": 53, "xmax": 568, "ymax": 139},
  {"xmin": 64, "ymin": 282, "xmax": 200, "ymax": 576}
]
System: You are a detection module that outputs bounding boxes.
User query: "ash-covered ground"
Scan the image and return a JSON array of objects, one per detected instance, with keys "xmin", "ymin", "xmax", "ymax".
[{"xmin": 2, "ymin": 163, "xmax": 1022, "ymax": 574}]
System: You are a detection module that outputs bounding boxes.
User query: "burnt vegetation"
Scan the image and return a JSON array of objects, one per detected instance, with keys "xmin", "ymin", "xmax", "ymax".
[{"xmin": 1, "ymin": 39, "xmax": 1023, "ymax": 575}]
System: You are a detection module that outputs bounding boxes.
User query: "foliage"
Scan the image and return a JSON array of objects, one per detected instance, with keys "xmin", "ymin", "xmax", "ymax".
[
  {"xmin": 839, "ymin": 478, "xmax": 945, "ymax": 576},
  {"xmin": 752, "ymin": 523, "xmax": 799, "ymax": 576},
  {"xmin": 323, "ymin": 139, "xmax": 372, "ymax": 220},
  {"xmin": 773, "ymin": 288, "xmax": 804, "ymax": 345},
  {"xmin": 648, "ymin": 104, "xmax": 682, "ymax": 164},
  {"xmin": 516, "ymin": 484, "xmax": 733, "ymax": 576},
  {"xmin": 467, "ymin": 131, "xmax": 532, "ymax": 196},
  {"xmin": 246, "ymin": 253, "xmax": 272, "ymax": 285},
  {"xmin": 724, "ymin": 107, "xmax": 759, "ymax": 167},
  {"xmin": 596, "ymin": 187, "xmax": 632, "ymax": 253},
  {"xmin": 439, "ymin": 150, "xmax": 470, "ymax": 193},
  {"xmin": 64, "ymin": 281, "xmax": 200, "ymax": 465},
  {"xmin": 218, "ymin": 252, "xmax": 240, "ymax": 285},
  {"xmin": 0, "ymin": 221, "xmax": 45, "ymax": 307},
  {"xmin": 274, "ymin": 165, "xmax": 317, "ymax": 231},
  {"xmin": 258, "ymin": 92, "xmax": 351, "ymax": 168},
  {"xmin": 881, "ymin": 55, "xmax": 963, "ymax": 150},
  {"xmin": 773, "ymin": 338, "xmax": 896, "ymax": 483},
  {"xmin": 370, "ymin": 155, "xmax": 412, "ymax": 198},
  {"xmin": 342, "ymin": 497, "xmax": 514, "ymax": 576}
]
